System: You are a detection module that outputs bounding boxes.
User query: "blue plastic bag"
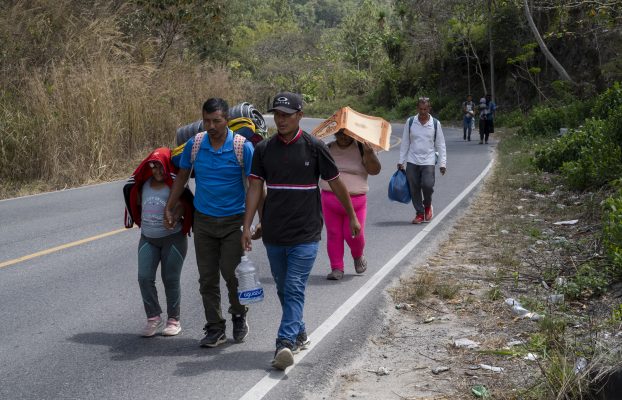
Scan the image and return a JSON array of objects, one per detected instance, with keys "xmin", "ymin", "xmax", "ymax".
[{"xmin": 388, "ymin": 170, "xmax": 411, "ymax": 203}]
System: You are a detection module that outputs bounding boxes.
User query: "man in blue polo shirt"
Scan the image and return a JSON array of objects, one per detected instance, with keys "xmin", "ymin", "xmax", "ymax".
[
  {"xmin": 165, "ymin": 98, "xmax": 254, "ymax": 348},
  {"xmin": 241, "ymin": 92, "xmax": 361, "ymax": 370}
]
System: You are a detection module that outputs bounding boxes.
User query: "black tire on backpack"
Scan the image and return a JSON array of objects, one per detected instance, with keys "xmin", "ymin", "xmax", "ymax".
[{"xmin": 229, "ymin": 102, "xmax": 267, "ymax": 133}]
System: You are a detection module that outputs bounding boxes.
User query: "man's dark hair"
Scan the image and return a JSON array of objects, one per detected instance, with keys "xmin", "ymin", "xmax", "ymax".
[{"xmin": 202, "ymin": 98, "xmax": 229, "ymax": 117}]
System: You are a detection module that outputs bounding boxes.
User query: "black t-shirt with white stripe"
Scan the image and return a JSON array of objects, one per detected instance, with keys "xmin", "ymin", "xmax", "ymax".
[{"xmin": 250, "ymin": 130, "xmax": 339, "ymax": 245}]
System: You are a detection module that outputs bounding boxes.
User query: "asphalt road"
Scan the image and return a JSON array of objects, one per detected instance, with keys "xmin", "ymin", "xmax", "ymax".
[{"xmin": 0, "ymin": 117, "xmax": 494, "ymax": 400}]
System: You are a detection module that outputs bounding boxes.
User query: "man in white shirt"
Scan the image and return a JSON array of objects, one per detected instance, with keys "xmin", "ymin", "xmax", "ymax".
[{"xmin": 397, "ymin": 98, "xmax": 447, "ymax": 224}]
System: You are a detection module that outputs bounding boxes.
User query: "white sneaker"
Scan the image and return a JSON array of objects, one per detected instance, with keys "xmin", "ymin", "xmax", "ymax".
[
  {"xmin": 162, "ymin": 318, "xmax": 181, "ymax": 336},
  {"xmin": 141, "ymin": 316, "xmax": 162, "ymax": 337}
]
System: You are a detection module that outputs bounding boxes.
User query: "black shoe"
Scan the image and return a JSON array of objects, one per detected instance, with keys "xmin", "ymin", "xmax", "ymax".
[
  {"xmin": 295, "ymin": 331, "xmax": 310, "ymax": 353},
  {"xmin": 232, "ymin": 313, "xmax": 249, "ymax": 343},
  {"xmin": 272, "ymin": 338, "xmax": 297, "ymax": 370},
  {"xmin": 200, "ymin": 325, "xmax": 226, "ymax": 348}
]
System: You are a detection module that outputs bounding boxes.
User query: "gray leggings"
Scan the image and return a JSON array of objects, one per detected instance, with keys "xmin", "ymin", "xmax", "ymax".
[
  {"xmin": 405, "ymin": 163, "xmax": 435, "ymax": 214},
  {"xmin": 138, "ymin": 231, "xmax": 187, "ymax": 319}
]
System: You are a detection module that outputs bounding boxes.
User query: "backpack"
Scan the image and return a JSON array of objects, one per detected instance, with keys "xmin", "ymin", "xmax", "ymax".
[
  {"xmin": 171, "ymin": 131, "xmax": 246, "ymax": 174},
  {"xmin": 407, "ymin": 116, "xmax": 439, "ymax": 165}
]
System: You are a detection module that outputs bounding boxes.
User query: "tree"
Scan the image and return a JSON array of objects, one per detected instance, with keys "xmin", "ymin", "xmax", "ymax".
[{"xmin": 522, "ymin": 0, "xmax": 573, "ymax": 82}]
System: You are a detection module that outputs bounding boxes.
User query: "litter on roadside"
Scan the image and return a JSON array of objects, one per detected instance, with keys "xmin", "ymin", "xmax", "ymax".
[
  {"xmin": 431, "ymin": 366, "xmax": 450, "ymax": 375},
  {"xmin": 524, "ymin": 353, "xmax": 538, "ymax": 361},
  {"xmin": 366, "ymin": 366, "xmax": 390, "ymax": 376},
  {"xmin": 505, "ymin": 298, "xmax": 542, "ymax": 321},
  {"xmin": 453, "ymin": 338, "xmax": 480, "ymax": 349},
  {"xmin": 553, "ymin": 219, "xmax": 579, "ymax": 225},
  {"xmin": 395, "ymin": 303, "xmax": 413, "ymax": 310},
  {"xmin": 479, "ymin": 364, "xmax": 504, "ymax": 373},
  {"xmin": 574, "ymin": 357, "xmax": 588, "ymax": 374},
  {"xmin": 547, "ymin": 294, "xmax": 565, "ymax": 304},
  {"xmin": 423, "ymin": 317, "xmax": 436, "ymax": 323}
]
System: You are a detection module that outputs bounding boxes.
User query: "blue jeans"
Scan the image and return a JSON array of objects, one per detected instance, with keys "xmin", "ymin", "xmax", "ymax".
[
  {"xmin": 463, "ymin": 116, "xmax": 473, "ymax": 140},
  {"xmin": 264, "ymin": 242, "xmax": 319, "ymax": 343}
]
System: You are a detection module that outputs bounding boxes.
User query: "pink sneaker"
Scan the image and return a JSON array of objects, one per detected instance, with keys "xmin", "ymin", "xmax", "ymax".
[
  {"xmin": 162, "ymin": 318, "xmax": 181, "ymax": 336},
  {"xmin": 141, "ymin": 316, "xmax": 162, "ymax": 337}
]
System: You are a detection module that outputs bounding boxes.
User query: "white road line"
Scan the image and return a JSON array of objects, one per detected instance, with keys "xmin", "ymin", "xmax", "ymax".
[{"xmin": 239, "ymin": 159, "xmax": 494, "ymax": 400}]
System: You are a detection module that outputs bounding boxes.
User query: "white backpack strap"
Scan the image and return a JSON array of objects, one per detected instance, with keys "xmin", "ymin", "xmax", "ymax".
[
  {"xmin": 233, "ymin": 133, "xmax": 246, "ymax": 169},
  {"xmin": 191, "ymin": 131, "xmax": 206, "ymax": 164},
  {"xmin": 233, "ymin": 134, "xmax": 248, "ymax": 191}
]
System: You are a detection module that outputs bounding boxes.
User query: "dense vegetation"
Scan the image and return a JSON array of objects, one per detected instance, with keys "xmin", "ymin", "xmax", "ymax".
[{"xmin": 1, "ymin": 0, "xmax": 621, "ymax": 192}]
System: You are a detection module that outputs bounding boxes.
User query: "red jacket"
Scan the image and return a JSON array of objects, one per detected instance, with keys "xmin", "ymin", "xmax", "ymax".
[{"xmin": 123, "ymin": 147, "xmax": 194, "ymax": 235}]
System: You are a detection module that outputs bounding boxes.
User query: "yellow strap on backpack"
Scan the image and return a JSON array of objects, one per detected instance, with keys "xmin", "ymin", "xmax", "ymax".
[{"xmin": 228, "ymin": 117, "xmax": 255, "ymax": 133}]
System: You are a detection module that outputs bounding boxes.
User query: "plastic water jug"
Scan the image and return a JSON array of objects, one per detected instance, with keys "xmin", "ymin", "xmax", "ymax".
[{"xmin": 235, "ymin": 256, "xmax": 264, "ymax": 305}]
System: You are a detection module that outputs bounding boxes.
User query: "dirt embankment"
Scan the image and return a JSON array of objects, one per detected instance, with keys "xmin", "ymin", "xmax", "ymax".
[{"xmin": 314, "ymin": 145, "xmax": 622, "ymax": 400}]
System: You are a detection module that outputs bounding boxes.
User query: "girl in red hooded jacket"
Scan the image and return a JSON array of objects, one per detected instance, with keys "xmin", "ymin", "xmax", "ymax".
[{"xmin": 124, "ymin": 147, "xmax": 193, "ymax": 337}]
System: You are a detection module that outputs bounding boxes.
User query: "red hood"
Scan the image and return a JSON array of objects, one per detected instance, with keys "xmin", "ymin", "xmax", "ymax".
[{"xmin": 131, "ymin": 147, "xmax": 175, "ymax": 188}]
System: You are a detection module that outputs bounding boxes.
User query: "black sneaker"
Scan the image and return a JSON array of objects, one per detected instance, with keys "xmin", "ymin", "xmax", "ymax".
[
  {"xmin": 232, "ymin": 313, "xmax": 249, "ymax": 343},
  {"xmin": 295, "ymin": 331, "xmax": 310, "ymax": 353},
  {"xmin": 199, "ymin": 326, "xmax": 226, "ymax": 348},
  {"xmin": 272, "ymin": 338, "xmax": 296, "ymax": 370}
]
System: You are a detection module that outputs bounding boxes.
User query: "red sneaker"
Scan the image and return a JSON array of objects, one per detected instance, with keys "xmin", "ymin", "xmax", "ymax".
[
  {"xmin": 412, "ymin": 213, "xmax": 425, "ymax": 224},
  {"xmin": 424, "ymin": 206, "xmax": 433, "ymax": 222}
]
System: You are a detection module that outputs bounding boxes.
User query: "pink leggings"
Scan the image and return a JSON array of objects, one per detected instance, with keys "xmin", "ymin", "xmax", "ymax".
[{"xmin": 321, "ymin": 190, "xmax": 367, "ymax": 271}]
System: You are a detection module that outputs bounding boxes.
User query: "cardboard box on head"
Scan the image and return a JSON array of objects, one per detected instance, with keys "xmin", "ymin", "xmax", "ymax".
[{"xmin": 311, "ymin": 106, "xmax": 391, "ymax": 151}]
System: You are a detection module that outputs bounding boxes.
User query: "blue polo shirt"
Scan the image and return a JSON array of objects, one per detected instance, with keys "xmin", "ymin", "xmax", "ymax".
[{"xmin": 179, "ymin": 129, "xmax": 254, "ymax": 217}]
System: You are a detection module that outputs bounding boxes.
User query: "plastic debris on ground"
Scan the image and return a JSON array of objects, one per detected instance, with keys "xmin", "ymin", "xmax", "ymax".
[
  {"xmin": 395, "ymin": 303, "xmax": 412, "ymax": 311},
  {"xmin": 479, "ymin": 364, "xmax": 504, "ymax": 373},
  {"xmin": 431, "ymin": 366, "xmax": 450, "ymax": 375},
  {"xmin": 504, "ymin": 298, "xmax": 542, "ymax": 321},
  {"xmin": 553, "ymin": 219, "xmax": 578, "ymax": 225},
  {"xmin": 453, "ymin": 338, "xmax": 480, "ymax": 349}
]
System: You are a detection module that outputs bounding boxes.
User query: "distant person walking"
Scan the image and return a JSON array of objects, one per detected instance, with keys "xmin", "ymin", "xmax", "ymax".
[
  {"xmin": 462, "ymin": 94, "xmax": 475, "ymax": 141},
  {"xmin": 241, "ymin": 92, "xmax": 360, "ymax": 370},
  {"xmin": 321, "ymin": 130, "xmax": 381, "ymax": 281},
  {"xmin": 398, "ymin": 97, "xmax": 447, "ymax": 224},
  {"xmin": 478, "ymin": 97, "xmax": 489, "ymax": 144},
  {"xmin": 485, "ymin": 93, "xmax": 496, "ymax": 143},
  {"xmin": 165, "ymin": 98, "xmax": 255, "ymax": 348},
  {"xmin": 124, "ymin": 147, "xmax": 193, "ymax": 337}
]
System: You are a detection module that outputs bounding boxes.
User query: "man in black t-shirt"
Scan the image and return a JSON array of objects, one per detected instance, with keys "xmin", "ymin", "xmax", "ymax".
[{"xmin": 241, "ymin": 92, "xmax": 360, "ymax": 371}]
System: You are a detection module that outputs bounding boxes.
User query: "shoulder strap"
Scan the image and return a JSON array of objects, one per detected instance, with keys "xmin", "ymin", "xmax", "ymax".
[
  {"xmin": 233, "ymin": 133, "xmax": 246, "ymax": 169},
  {"xmin": 190, "ymin": 131, "xmax": 206, "ymax": 164},
  {"xmin": 357, "ymin": 141, "xmax": 365, "ymax": 159}
]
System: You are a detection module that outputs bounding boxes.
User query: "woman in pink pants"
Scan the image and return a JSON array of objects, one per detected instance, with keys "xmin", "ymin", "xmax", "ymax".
[{"xmin": 320, "ymin": 130, "xmax": 381, "ymax": 280}]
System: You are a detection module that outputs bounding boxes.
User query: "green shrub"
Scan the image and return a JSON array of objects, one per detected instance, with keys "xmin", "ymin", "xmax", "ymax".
[
  {"xmin": 604, "ymin": 103, "xmax": 622, "ymax": 146},
  {"xmin": 603, "ymin": 186, "xmax": 622, "ymax": 277},
  {"xmin": 519, "ymin": 106, "xmax": 564, "ymax": 136},
  {"xmin": 393, "ymin": 96, "xmax": 418, "ymax": 119},
  {"xmin": 592, "ymin": 82, "xmax": 622, "ymax": 120},
  {"xmin": 560, "ymin": 139, "xmax": 622, "ymax": 190},
  {"xmin": 533, "ymin": 119, "xmax": 604, "ymax": 172},
  {"xmin": 496, "ymin": 109, "xmax": 524, "ymax": 128}
]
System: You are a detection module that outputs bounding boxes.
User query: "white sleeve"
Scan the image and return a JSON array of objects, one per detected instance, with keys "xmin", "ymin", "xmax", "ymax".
[{"xmin": 399, "ymin": 119, "xmax": 410, "ymax": 165}]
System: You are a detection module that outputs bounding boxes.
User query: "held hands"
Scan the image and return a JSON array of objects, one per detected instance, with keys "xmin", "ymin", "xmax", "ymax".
[
  {"xmin": 397, "ymin": 163, "xmax": 405, "ymax": 171},
  {"xmin": 440, "ymin": 166, "xmax": 447, "ymax": 176},
  {"xmin": 164, "ymin": 208, "xmax": 176, "ymax": 230}
]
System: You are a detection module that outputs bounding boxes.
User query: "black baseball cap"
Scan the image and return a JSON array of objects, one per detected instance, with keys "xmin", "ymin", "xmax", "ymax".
[{"xmin": 268, "ymin": 92, "xmax": 303, "ymax": 114}]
